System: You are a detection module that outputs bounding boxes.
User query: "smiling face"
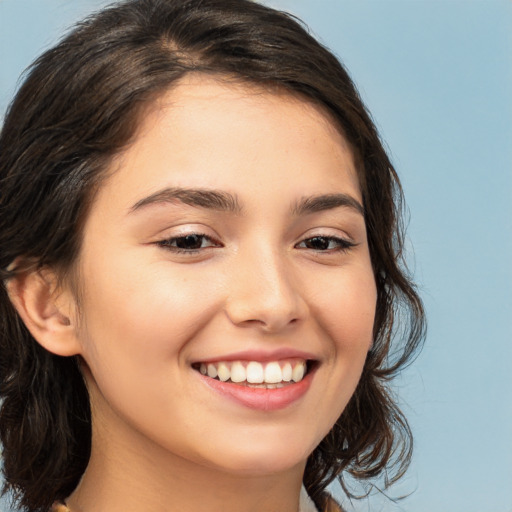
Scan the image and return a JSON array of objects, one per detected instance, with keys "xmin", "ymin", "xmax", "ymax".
[{"xmin": 69, "ymin": 75, "xmax": 377, "ymax": 478}]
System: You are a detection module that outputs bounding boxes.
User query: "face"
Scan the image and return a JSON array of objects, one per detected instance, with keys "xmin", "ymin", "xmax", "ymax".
[{"xmin": 69, "ymin": 75, "xmax": 376, "ymax": 477}]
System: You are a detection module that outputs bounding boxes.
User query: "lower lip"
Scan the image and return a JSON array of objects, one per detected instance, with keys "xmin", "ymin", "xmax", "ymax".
[{"xmin": 197, "ymin": 370, "xmax": 314, "ymax": 411}]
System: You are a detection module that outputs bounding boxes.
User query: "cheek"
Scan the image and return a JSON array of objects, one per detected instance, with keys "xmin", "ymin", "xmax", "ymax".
[
  {"xmin": 73, "ymin": 261, "xmax": 223, "ymax": 440},
  {"xmin": 75, "ymin": 257, "xmax": 224, "ymax": 378},
  {"xmin": 315, "ymin": 265, "xmax": 377, "ymax": 351},
  {"xmin": 309, "ymin": 264, "xmax": 376, "ymax": 417}
]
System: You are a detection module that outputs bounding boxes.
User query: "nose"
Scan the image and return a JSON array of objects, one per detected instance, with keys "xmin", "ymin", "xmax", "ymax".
[{"xmin": 224, "ymin": 246, "xmax": 308, "ymax": 333}]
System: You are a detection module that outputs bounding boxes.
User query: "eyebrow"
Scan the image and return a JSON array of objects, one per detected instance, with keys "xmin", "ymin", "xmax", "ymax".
[
  {"xmin": 130, "ymin": 187, "xmax": 243, "ymax": 214},
  {"xmin": 292, "ymin": 193, "xmax": 364, "ymax": 217},
  {"xmin": 130, "ymin": 188, "xmax": 364, "ymax": 218}
]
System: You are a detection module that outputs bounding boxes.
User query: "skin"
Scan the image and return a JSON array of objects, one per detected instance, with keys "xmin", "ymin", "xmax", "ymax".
[{"xmin": 34, "ymin": 76, "xmax": 377, "ymax": 512}]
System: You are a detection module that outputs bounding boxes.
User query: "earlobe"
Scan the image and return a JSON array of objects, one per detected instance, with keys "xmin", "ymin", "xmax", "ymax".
[{"xmin": 6, "ymin": 267, "xmax": 82, "ymax": 357}]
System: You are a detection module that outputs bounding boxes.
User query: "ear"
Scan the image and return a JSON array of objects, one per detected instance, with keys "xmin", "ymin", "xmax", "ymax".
[{"xmin": 6, "ymin": 267, "xmax": 82, "ymax": 357}]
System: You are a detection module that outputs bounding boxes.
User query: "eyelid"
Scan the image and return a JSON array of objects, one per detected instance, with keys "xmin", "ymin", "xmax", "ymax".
[
  {"xmin": 294, "ymin": 224, "xmax": 359, "ymax": 252},
  {"xmin": 152, "ymin": 222, "xmax": 219, "ymax": 241}
]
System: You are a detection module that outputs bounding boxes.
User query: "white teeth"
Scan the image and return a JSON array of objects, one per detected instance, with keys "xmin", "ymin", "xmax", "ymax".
[
  {"xmin": 264, "ymin": 361, "xmax": 282, "ymax": 383},
  {"xmin": 282, "ymin": 362, "xmax": 292, "ymax": 382},
  {"xmin": 198, "ymin": 359, "xmax": 310, "ymax": 385},
  {"xmin": 292, "ymin": 362, "xmax": 305, "ymax": 382},
  {"xmin": 207, "ymin": 363, "xmax": 218, "ymax": 379},
  {"xmin": 246, "ymin": 361, "xmax": 264, "ymax": 384},
  {"xmin": 230, "ymin": 361, "xmax": 246, "ymax": 383},
  {"xmin": 217, "ymin": 362, "xmax": 230, "ymax": 382}
]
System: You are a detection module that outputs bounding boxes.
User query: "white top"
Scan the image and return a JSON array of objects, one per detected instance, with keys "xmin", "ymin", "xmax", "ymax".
[{"xmin": 299, "ymin": 486, "xmax": 319, "ymax": 512}]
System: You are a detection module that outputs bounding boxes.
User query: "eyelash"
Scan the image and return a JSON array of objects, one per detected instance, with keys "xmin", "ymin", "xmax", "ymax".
[
  {"xmin": 156, "ymin": 234, "xmax": 355, "ymax": 254},
  {"xmin": 156, "ymin": 233, "xmax": 221, "ymax": 254},
  {"xmin": 294, "ymin": 235, "xmax": 356, "ymax": 253}
]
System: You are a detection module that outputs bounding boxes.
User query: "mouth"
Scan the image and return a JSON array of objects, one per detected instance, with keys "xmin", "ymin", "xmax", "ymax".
[{"xmin": 192, "ymin": 358, "xmax": 316, "ymax": 389}]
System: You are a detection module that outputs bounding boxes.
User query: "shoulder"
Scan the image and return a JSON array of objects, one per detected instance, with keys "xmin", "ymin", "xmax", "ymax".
[
  {"xmin": 303, "ymin": 489, "xmax": 345, "ymax": 512},
  {"xmin": 323, "ymin": 494, "xmax": 345, "ymax": 512},
  {"xmin": 50, "ymin": 503, "xmax": 71, "ymax": 512}
]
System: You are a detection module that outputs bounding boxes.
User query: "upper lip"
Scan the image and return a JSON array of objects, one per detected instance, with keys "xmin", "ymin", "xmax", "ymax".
[{"xmin": 191, "ymin": 348, "xmax": 319, "ymax": 364}]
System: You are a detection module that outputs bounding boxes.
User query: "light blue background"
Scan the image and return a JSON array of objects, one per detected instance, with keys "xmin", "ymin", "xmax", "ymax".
[{"xmin": 1, "ymin": 1, "xmax": 511, "ymax": 511}]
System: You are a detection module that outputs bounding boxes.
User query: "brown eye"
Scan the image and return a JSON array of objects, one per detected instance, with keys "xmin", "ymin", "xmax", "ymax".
[
  {"xmin": 158, "ymin": 234, "xmax": 220, "ymax": 252},
  {"xmin": 296, "ymin": 236, "xmax": 355, "ymax": 252},
  {"xmin": 303, "ymin": 236, "xmax": 331, "ymax": 250},
  {"xmin": 174, "ymin": 234, "xmax": 207, "ymax": 250}
]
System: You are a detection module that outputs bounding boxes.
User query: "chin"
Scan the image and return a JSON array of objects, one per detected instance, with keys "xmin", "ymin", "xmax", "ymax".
[{"xmin": 199, "ymin": 432, "xmax": 316, "ymax": 477}]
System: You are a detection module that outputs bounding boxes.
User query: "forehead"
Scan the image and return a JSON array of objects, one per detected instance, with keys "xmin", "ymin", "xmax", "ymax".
[
  {"xmin": 133, "ymin": 74, "xmax": 352, "ymax": 153},
  {"xmin": 99, "ymin": 74, "xmax": 361, "ymax": 212}
]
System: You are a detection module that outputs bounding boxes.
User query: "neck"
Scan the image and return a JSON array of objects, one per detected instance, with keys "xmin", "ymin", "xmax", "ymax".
[{"xmin": 67, "ymin": 401, "xmax": 306, "ymax": 512}]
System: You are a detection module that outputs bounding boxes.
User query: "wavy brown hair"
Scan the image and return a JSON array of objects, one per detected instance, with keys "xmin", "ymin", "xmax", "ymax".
[{"xmin": 0, "ymin": 1, "xmax": 425, "ymax": 511}]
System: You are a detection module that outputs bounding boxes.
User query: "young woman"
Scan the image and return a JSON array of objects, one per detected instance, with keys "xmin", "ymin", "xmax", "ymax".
[{"xmin": 0, "ymin": 1, "xmax": 425, "ymax": 511}]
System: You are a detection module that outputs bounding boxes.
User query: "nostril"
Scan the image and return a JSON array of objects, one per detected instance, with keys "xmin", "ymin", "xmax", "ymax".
[
  {"xmin": 223, "ymin": 265, "xmax": 308, "ymax": 331},
  {"xmin": 224, "ymin": 304, "xmax": 306, "ymax": 333}
]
